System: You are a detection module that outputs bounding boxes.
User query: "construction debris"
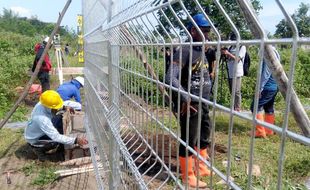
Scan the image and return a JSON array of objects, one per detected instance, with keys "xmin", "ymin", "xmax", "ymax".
[
  {"xmin": 55, "ymin": 162, "xmax": 103, "ymax": 177},
  {"xmin": 6, "ymin": 172, "xmax": 11, "ymax": 184},
  {"xmin": 60, "ymin": 155, "xmax": 100, "ymax": 166},
  {"xmin": 246, "ymin": 164, "xmax": 261, "ymax": 177}
]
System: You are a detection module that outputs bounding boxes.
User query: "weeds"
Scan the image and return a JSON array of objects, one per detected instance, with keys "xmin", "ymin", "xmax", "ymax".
[
  {"xmin": 21, "ymin": 161, "xmax": 58, "ymax": 187},
  {"xmin": 21, "ymin": 161, "xmax": 36, "ymax": 176},
  {"xmin": 32, "ymin": 167, "xmax": 58, "ymax": 186}
]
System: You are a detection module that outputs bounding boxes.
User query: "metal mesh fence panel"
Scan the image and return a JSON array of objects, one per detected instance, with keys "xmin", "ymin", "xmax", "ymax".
[{"xmin": 83, "ymin": 0, "xmax": 310, "ymax": 189}]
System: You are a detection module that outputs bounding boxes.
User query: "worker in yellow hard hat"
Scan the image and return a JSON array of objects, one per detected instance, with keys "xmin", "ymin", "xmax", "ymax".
[{"xmin": 24, "ymin": 90, "xmax": 88, "ymax": 161}]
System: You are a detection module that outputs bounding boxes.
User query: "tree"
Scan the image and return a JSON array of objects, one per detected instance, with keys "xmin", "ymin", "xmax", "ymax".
[
  {"xmin": 275, "ymin": 3, "xmax": 310, "ymax": 38},
  {"xmin": 156, "ymin": 0, "xmax": 262, "ymax": 40},
  {"xmin": 0, "ymin": 9, "xmax": 76, "ymax": 39},
  {"xmin": 1, "ymin": 8, "xmax": 19, "ymax": 19}
]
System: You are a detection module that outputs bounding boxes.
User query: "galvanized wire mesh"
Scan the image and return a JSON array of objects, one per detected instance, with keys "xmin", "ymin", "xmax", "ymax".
[{"xmin": 83, "ymin": 0, "xmax": 310, "ymax": 189}]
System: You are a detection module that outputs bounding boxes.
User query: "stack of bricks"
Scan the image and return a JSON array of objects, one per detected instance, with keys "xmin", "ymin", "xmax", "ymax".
[{"xmin": 62, "ymin": 109, "xmax": 90, "ymax": 160}]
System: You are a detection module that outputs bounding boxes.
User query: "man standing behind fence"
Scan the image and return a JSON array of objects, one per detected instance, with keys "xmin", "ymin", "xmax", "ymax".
[
  {"xmin": 221, "ymin": 33, "xmax": 246, "ymax": 111},
  {"xmin": 165, "ymin": 13, "xmax": 212, "ymax": 188},
  {"xmin": 250, "ymin": 46, "xmax": 280, "ymax": 138}
]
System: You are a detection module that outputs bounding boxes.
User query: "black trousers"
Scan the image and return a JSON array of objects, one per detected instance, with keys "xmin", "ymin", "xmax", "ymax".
[
  {"xmin": 38, "ymin": 71, "xmax": 50, "ymax": 92},
  {"xmin": 33, "ymin": 114, "xmax": 64, "ymax": 148},
  {"xmin": 30, "ymin": 114, "xmax": 65, "ymax": 161},
  {"xmin": 179, "ymin": 103, "xmax": 211, "ymax": 157}
]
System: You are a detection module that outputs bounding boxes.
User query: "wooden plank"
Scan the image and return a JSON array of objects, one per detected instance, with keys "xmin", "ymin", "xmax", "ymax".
[
  {"xmin": 55, "ymin": 163, "xmax": 103, "ymax": 177},
  {"xmin": 51, "ymin": 67, "xmax": 84, "ymax": 75}
]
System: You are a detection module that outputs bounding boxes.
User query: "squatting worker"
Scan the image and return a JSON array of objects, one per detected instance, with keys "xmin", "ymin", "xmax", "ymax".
[
  {"xmin": 24, "ymin": 90, "xmax": 88, "ymax": 161},
  {"xmin": 57, "ymin": 76, "xmax": 84, "ymax": 111},
  {"xmin": 165, "ymin": 13, "xmax": 212, "ymax": 188}
]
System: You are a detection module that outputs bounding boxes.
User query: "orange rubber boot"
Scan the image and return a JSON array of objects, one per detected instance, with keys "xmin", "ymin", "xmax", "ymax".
[
  {"xmin": 254, "ymin": 113, "xmax": 266, "ymax": 138},
  {"xmin": 265, "ymin": 113, "xmax": 275, "ymax": 135},
  {"xmin": 194, "ymin": 148, "xmax": 211, "ymax": 177},
  {"xmin": 179, "ymin": 156, "xmax": 207, "ymax": 188}
]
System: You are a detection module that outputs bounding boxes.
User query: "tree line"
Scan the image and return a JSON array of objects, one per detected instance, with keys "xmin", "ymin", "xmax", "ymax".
[
  {"xmin": 156, "ymin": 1, "xmax": 309, "ymax": 39},
  {"xmin": 0, "ymin": 8, "xmax": 76, "ymax": 40}
]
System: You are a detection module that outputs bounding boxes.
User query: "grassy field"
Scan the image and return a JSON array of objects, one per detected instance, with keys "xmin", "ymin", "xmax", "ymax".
[
  {"xmin": 2, "ymin": 53, "xmax": 83, "ymax": 122},
  {"xmin": 1, "ymin": 109, "xmax": 308, "ymax": 189},
  {"xmin": 1, "ymin": 50, "xmax": 309, "ymax": 189},
  {"xmin": 210, "ymin": 113, "xmax": 309, "ymax": 189},
  {"xmin": 144, "ymin": 107, "xmax": 310, "ymax": 189}
]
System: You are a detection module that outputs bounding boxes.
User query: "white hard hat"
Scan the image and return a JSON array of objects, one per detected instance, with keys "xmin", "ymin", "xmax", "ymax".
[
  {"xmin": 74, "ymin": 76, "xmax": 84, "ymax": 87},
  {"xmin": 43, "ymin": 36, "xmax": 53, "ymax": 44}
]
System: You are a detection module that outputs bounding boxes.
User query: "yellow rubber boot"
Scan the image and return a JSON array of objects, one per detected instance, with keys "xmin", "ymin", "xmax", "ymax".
[
  {"xmin": 194, "ymin": 148, "xmax": 211, "ymax": 177},
  {"xmin": 179, "ymin": 156, "xmax": 207, "ymax": 188},
  {"xmin": 254, "ymin": 113, "xmax": 266, "ymax": 138},
  {"xmin": 265, "ymin": 113, "xmax": 275, "ymax": 135}
]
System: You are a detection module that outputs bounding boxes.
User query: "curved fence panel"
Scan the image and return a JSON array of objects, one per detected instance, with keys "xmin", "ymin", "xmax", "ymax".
[{"xmin": 83, "ymin": 0, "xmax": 310, "ymax": 189}]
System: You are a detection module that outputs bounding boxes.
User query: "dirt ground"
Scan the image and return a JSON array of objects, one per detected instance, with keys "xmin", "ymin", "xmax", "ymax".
[
  {"xmin": 0, "ymin": 135, "xmax": 98, "ymax": 190},
  {"xmin": 1, "ymin": 77, "xmax": 100, "ymax": 190}
]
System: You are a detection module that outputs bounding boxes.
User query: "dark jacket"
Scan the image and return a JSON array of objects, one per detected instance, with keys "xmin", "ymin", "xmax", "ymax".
[{"xmin": 32, "ymin": 45, "xmax": 52, "ymax": 72}]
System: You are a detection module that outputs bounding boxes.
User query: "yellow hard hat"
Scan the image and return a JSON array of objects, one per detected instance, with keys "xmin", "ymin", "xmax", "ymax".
[{"xmin": 39, "ymin": 90, "xmax": 64, "ymax": 109}]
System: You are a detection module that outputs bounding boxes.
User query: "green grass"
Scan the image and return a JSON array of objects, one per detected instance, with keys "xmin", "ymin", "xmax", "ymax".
[
  {"xmin": 145, "ymin": 110, "xmax": 310, "ymax": 189},
  {"xmin": 50, "ymin": 52, "xmax": 83, "ymax": 67},
  {"xmin": 0, "ymin": 128, "xmax": 24, "ymax": 158},
  {"xmin": 16, "ymin": 53, "xmax": 85, "ymax": 121},
  {"xmin": 21, "ymin": 161, "xmax": 36, "ymax": 176},
  {"xmin": 21, "ymin": 161, "xmax": 58, "ymax": 186},
  {"xmin": 31, "ymin": 166, "xmax": 58, "ymax": 186},
  {"xmin": 1, "ymin": 129, "xmax": 59, "ymax": 187},
  {"xmin": 208, "ymin": 113, "xmax": 309, "ymax": 189}
]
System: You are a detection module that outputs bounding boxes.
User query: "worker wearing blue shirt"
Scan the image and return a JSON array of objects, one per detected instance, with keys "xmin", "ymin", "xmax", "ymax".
[
  {"xmin": 250, "ymin": 46, "xmax": 280, "ymax": 138},
  {"xmin": 57, "ymin": 76, "xmax": 84, "ymax": 110}
]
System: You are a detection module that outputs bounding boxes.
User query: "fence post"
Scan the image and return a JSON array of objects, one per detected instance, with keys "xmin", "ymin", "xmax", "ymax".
[{"xmin": 107, "ymin": 0, "xmax": 121, "ymax": 189}]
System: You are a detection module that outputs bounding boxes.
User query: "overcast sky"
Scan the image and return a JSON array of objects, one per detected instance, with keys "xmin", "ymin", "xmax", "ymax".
[{"xmin": 0, "ymin": 0, "xmax": 308, "ymax": 34}]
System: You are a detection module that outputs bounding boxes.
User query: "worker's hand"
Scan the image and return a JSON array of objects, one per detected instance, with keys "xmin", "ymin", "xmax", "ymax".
[
  {"xmin": 221, "ymin": 49, "xmax": 228, "ymax": 55},
  {"xmin": 69, "ymin": 107, "xmax": 75, "ymax": 114},
  {"xmin": 64, "ymin": 106, "xmax": 75, "ymax": 114},
  {"xmin": 76, "ymin": 136, "xmax": 88, "ymax": 146},
  {"xmin": 210, "ymin": 71, "xmax": 215, "ymax": 79}
]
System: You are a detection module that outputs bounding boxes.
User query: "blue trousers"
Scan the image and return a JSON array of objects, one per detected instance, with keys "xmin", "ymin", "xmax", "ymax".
[{"xmin": 250, "ymin": 89, "xmax": 278, "ymax": 114}]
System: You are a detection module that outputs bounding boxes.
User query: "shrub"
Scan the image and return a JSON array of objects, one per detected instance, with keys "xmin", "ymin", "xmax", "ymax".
[
  {"xmin": 120, "ymin": 46, "xmax": 310, "ymax": 111},
  {"xmin": 0, "ymin": 31, "xmax": 37, "ymax": 119}
]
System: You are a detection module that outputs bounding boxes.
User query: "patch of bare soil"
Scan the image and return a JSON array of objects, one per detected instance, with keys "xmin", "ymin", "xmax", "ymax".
[
  {"xmin": 0, "ymin": 139, "xmax": 98, "ymax": 190},
  {"xmin": 122, "ymin": 132, "xmax": 227, "ymax": 189},
  {"xmin": 118, "ymin": 95, "xmax": 228, "ymax": 188}
]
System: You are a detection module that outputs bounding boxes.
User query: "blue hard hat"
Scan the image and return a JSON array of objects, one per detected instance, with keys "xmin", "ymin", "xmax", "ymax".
[{"xmin": 187, "ymin": 13, "xmax": 210, "ymax": 29}]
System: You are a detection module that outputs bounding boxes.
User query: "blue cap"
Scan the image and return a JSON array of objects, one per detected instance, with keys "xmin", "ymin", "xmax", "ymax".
[{"xmin": 187, "ymin": 13, "xmax": 210, "ymax": 29}]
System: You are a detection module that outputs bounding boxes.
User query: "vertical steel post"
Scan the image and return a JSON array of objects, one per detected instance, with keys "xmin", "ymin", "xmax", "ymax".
[{"xmin": 107, "ymin": 0, "xmax": 121, "ymax": 189}]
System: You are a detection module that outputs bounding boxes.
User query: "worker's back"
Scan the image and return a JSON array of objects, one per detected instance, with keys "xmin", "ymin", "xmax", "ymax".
[{"xmin": 56, "ymin": 80, "xmax": 82, "ymax": 103}]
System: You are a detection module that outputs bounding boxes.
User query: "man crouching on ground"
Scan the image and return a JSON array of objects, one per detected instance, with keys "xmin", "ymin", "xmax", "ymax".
[{"xmin": 24, "ymin": 90, "xmax": 88, "ymax": 161}]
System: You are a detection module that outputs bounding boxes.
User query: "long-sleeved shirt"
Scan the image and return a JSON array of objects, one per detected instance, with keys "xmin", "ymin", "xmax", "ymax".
[
  {"xmin": 165, "ymin": 45, "xmax": 211, "ymax": 103},
  {"xmin": 24, "ymin": 102, "xmax": 75, "ymax": 145},
  {"xmin": 260, "ymin": 47, "xmax": 280, "ymax": 92},
  {"xmin": 57, "ymin": 79, "xmax": 82, "ymax": 103}
]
